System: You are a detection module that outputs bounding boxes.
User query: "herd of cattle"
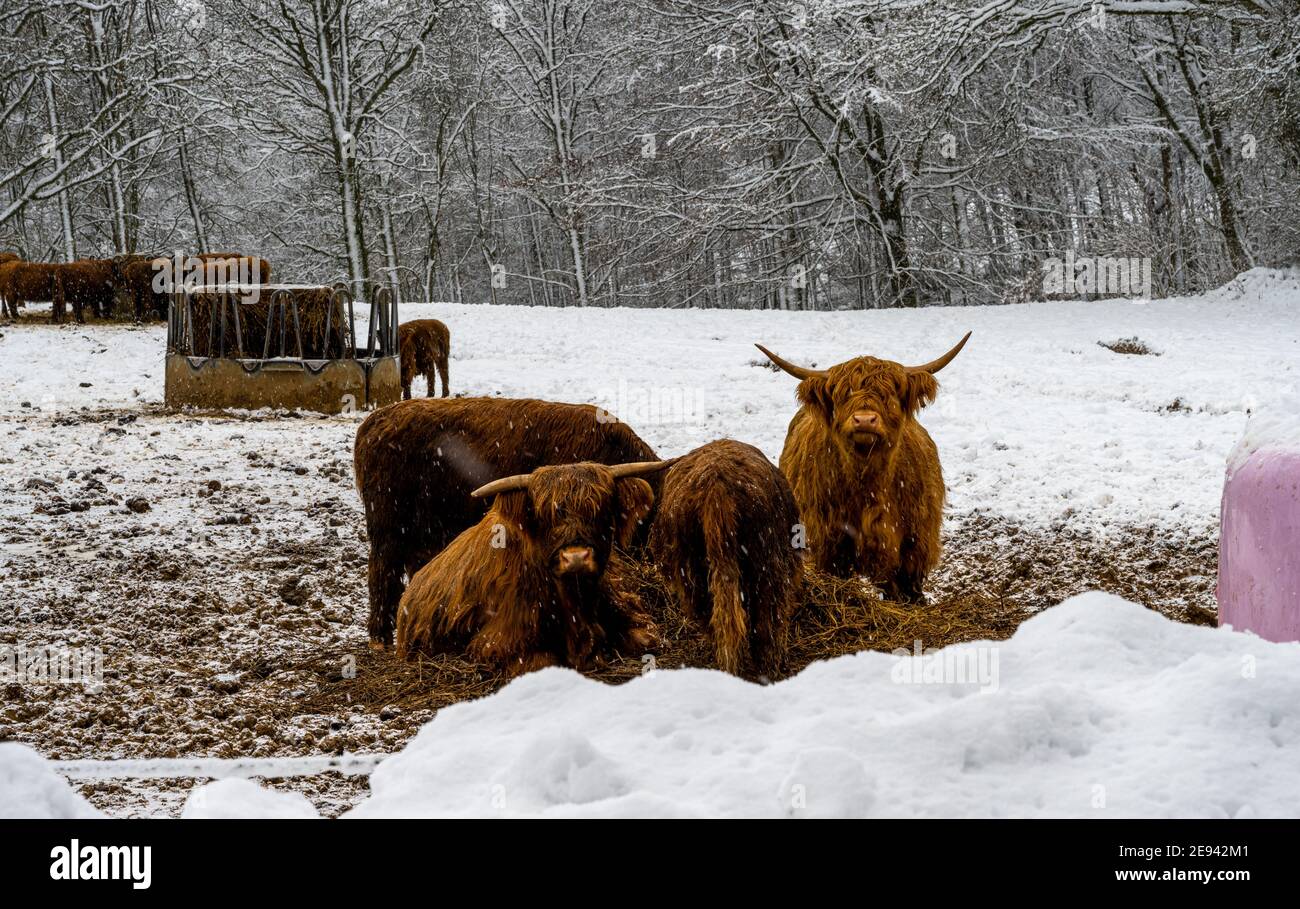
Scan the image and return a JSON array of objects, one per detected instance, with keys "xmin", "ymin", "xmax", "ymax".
[
  {"xmin": 354, "ymin": 330, "xmax": 970, "ymax": 679},
  {"xmin": 0, "ymin": 250, "xmax": 274, "ymax": 323},
  {"xmin": 2, "ymin": 245, "xmax": 968, "ymax": 679}
]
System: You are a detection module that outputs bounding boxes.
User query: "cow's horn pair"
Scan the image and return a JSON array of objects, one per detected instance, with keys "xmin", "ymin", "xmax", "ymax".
[
  {"xmin": 471, "ymin": 460, "xmax": 675, "ymax": 499},
  {"xmin": 755, "ymin": 332, "xmax": 972, "ymax": 378}
]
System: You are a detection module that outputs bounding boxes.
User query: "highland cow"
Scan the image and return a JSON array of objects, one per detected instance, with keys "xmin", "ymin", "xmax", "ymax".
[
  {"xmin": 53, "ymin": 259, "xmax": 120, "ymax": 322},
  {"xmin": 756, "ymin": 333, "xmax": 970, "ymax": 603},
  {"xmin": 115, "ymin": 253, "xmax": 273, "ymax": 322},
  {"xmin": 649, "ymin": 440, "xmax": 803, "ymax": 677},
  {"xmin": 0, "ymin": 261, "xmax": 59, "ymax": 320},
  {"xmin": 398, "ymin": 319, "xmax": 450, "ymax": 399},
  {"xmin": 396, "ymin": 461, "xmax": 668, "ymax": 675},
  {"xmin": 111, "ymin": 255, "xmax": 170, "ymax": 322},
  {"xmin": 355, "ymin": 397, "xmax": 659, "ymax": 647}
]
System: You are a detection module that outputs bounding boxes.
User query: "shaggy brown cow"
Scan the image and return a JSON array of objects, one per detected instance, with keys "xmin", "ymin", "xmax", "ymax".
[
  {"xmin": 53, "ymin": 259, "xmax": 120, "ymax": 322},
  {"xmin": 355, "ymin": 397, "xmax": 660, "ymax": 647},
  {"xmin": 114, "ymin": 254, "xmax": 274, "ymax": 322},
  {"xmin": 0, "ymin": 252, "xmax": 18, "ymax": 264},
  {"xmin": 649, "ymin": 440, "xmax": 803, "ymax": 677},
  {"xmin": 398, "ymin": 319, "xmax": 450, "ymax": 399},
  {"xmin": 0, "ymin": 261, "xmax": 59, "ymax": 320},
  {"xmin": 396, "ymin": 461, "xmax": 668, "ymax": 675},
  {"xmin": 756, "ymin": 333, "xmax": 970, "ymax": 603},
  {"xmin": 111, "ymin": 255, "xmax": 171, "ymax": 322}
]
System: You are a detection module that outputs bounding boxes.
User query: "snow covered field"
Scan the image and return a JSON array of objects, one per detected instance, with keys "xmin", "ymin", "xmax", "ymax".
[{"xmin": 1, "ymin": 268, "xmax": 1298, "ymax": 817}]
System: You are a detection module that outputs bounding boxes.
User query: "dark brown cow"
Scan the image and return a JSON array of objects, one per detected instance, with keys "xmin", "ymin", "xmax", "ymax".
[
  {"xmin": 111, "ymin": 255, "xmax": 170, "ymax": 322},
  {"xmin": 53, "ymin": 259, "xmax": 119, "ymax": 322},
  {"xmin": 756, "ymin": 333, "xmax": 970, "ymax": 603},
  {"xmin": 354, "ymin": 397, "xmax": 660, "ymax": 647},
  {"xmin": 649, "ymin": 439, "xmax": 803, "ymax": 677},
  {"xmin": 114, "ymin": 253, "xmax": 274, "ymax": 322},
  {"xmin": 398, "ymin": 319, "xmax": 450, "ymax": 399},
  {"xmin": 0, "ymin": 261, "xmax": 59, "ymax": 320},
  {"xmin": 396, "ymin": 461, "xmax": 668, "ymax": 675}
]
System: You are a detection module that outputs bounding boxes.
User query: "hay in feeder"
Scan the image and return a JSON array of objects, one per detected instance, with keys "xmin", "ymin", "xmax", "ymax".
[{"xmin": 184, "ymin": 288, "xmax": 352, "ymax": 360}]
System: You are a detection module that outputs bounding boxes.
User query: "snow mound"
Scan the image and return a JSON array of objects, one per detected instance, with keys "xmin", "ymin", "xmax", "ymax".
[
  {"xmin": 0, "ymin": 742, "xmax": 101, "ymax": 819},
  {"xmin": 348, "ymin": 593, "xmax": 1300, "ymax": 818},
  {"xmin": 1228, "ymin": 391, "xmax": 1300, "ymax": 476},
  {"xmin": 181, "ymin": 778, "xmax": 320, "ymax": 819}
]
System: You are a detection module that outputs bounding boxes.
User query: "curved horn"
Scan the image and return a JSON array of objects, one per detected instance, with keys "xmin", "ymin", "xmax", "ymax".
[
  {"xmin": 471, "ymin": 459, "xmax": 675, "ymax": 498},
  {"xmin": 607, "ymin": 459, "xmax": 677, "ymax": 479},
  {"xmin": 910, "ymin": 332, "xmax": 971, "ymax": 374},
  {"xmin": 755, "ymin": 344, "xmax": 828, "ymax": 381},
  {"xmin": 471, "ymin": 473, "xmax": 533, "ymax": 499}
]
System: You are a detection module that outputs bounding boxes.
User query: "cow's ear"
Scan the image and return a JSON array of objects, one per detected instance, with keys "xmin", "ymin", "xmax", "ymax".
[
  {"xmin": 796, "ymin": 376, "xmax": 834, "ymax": 420},
  {"xmin": 614, "ymin": 478, "xmax": 655, "ymax": 548},
  {"xmin": 904, "ymin": 370, "xmax": 939, "ymax": 413}
]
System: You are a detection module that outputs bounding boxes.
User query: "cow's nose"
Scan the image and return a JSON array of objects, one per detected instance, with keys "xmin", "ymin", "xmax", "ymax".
[
  {"xmin": 557, "ymin": 546, "xmax": 596, "ymax": 574},
  {"xmin": 852, "ymin": 411, "xmax": 881, "ymax": 431}
]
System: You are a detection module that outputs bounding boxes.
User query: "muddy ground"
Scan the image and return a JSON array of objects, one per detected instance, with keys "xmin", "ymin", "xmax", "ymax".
[{"xmin": 0, "ymin": 403, "xmax": 1218, "ymax": 817}]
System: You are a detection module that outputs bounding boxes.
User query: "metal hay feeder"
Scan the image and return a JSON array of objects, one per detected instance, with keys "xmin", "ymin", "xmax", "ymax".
[{"xmin": 164, "ymin": 282, "xmax": 401, "ymax": 414}]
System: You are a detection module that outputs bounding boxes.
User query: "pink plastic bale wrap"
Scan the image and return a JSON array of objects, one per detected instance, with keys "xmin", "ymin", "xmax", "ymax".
[{"xmin": 1218, "ymin": 407, "xmax": 1300, "ymax": 642}]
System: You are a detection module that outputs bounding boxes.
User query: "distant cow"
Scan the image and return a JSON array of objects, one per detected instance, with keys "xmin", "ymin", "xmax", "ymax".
[
  {"xmin": 0, "ymin": 261, "xmax": 59, "ymax": 320},
  {"xmin": 649, "ymin": 440, "xmax": 803, "ymax": 677},
  {"xmin": 396, "ymin": 461, "xmax": 669, "ymax": 675},
  {"xmin": 115, "ymin": 253, "xmax": 273, "ymax": 322},
  {"xmin": 111, "ymin": 255, "xmax": 170, "ymax": 321},
  {"xmin": 355, "ymin": 397, "xmax": 659, "ymax": 647},
  {"xmin": 53, "ymin": 259, "xmax": 119, "ymax": 322},
  {"xmin": 756, "ymin": 333, "xmax": 970, "ymax": 602},
  {"xmin": 398, "ymin": 319, "xmax": 450, "ymax": 399}
]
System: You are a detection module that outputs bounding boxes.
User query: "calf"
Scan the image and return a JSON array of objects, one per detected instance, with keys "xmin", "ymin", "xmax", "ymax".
[
  {"xmin": 396, "ymin": 461, "xmax": 668, "ymax": 675},
  {"xmin": 649, "ymin": 440, "xmax": 803, "ymax": 677},
  {"xmin": 756, "ymin": 333, "xmax": 969, "ymax": 602},
  {"xmin": 355, "ymin": 397, "xmax": 660, "ymax": 647},
  {"xmin": 398, "ymin": 319, "xmax": 450, "ymax": 399}
]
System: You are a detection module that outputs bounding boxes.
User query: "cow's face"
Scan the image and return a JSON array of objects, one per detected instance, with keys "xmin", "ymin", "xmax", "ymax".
[
  {"xmin": 756, "ymin": 334, "xmax": 969, "ymax": 462},
  {"xmin": 482, "ymin": 463, "xmax": 659, "ymax": 581},
  {"xmin": 800, "ymin": 358, "xmax": 937, "ymax": 458}
]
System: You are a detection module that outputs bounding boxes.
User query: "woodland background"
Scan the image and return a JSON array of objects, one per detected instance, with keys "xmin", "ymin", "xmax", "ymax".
[{"xmin": 1, "ymin": 0, "xmax": 1297, "ymax": 309}]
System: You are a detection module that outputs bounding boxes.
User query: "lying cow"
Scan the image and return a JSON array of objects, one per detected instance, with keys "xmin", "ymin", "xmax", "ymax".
[
  {"xmin": 354, "ymin": 397, "xmax": 660, "ymax": 647},
  {"xmin": 649, "ymin": 439, "xmax": 803, "ymax": 677},
  {"xmin": 756, "ymin": 333, "xmax": 970, "ymax": 603},
  {"xmin": 395, "ymin": 461, "xmax": 668, "ymax": 675},
  {"xmin": 398, "ymin": 319, "xmax": 450, "ymax": 399}
]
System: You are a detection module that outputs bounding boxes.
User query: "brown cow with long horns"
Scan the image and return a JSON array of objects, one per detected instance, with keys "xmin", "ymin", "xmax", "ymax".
[
  {"xmin": 395, "ymin": 460, "xmax": 669, "ymax": 676},
  {"xmin": 756, "ymin": 333, "xmax": 970, "ymax": 603}
]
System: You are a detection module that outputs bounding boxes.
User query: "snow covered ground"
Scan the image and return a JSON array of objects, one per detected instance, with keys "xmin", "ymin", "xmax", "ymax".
[
  {"xmin": 1, "ymin": 267, "xmax": 1298, "ymax": 817},
  {"xmin": 11, "ymin": 592, "xmax": 1300, "ymax": 818},
  {"xmin": 4, "ymin": 268, "xmax": 1296, "ymax": 532}
]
